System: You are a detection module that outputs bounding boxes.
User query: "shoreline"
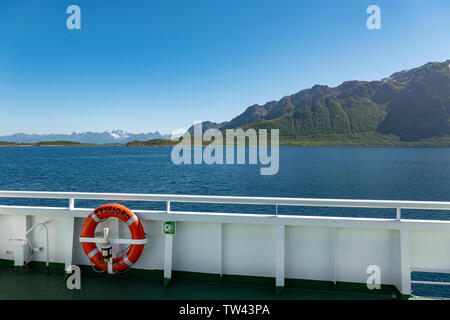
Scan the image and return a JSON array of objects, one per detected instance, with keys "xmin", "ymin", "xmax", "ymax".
[{"xmin": 1, "ymin": 143, "xmax": 450, "ymax": 148}]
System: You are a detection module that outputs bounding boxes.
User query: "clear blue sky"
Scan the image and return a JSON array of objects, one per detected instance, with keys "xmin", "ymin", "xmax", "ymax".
[{"xmin": 0, "ymin": 0, "xmax": 449, "ymax": 135}]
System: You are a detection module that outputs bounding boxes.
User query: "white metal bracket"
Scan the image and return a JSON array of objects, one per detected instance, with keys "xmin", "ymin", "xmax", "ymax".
[{"xmin": 79, "ymin": 237, "xmax": 147, "ymax": 245}]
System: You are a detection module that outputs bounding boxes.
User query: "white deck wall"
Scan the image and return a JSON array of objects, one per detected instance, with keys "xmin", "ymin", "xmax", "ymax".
[{"xmin": 1, "ymin": 191, "xmax": 450, "ymax": 295}]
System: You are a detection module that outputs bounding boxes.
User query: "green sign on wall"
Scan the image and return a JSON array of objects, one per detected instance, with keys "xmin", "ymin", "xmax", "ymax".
[{"xmin": 163, "ymin": 221, "xmax": 176, "ymax": 235}]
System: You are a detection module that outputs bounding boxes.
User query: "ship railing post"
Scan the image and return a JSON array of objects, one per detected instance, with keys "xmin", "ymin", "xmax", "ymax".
[
  {"xmin": 395, "ymin": 207, "xmax": 411, "ymax": 298},
  {"xmin": 65, "ymin": 197, "xmax": 76, "ymax": 273},
  {"xmin": 69, "ymin": 197, "xmax": 75, "ymax": 211},
  {"xmin": 399, "ymin": 226, "xmax": 411, "ymax": 297},
  {"xmin": 219, "ymin": 222, "xmax": 223, "ymax": 278},
  {"xmin": 163, "ymin": 200, "xmax": 173, "ymax": 287},
  {"xmin": 331, "ymin": 227, "xmax": 337, "ymax": 285},
  {"xmin": 275, "ymin": 223, "xmax": 285, "ymax": 296}
]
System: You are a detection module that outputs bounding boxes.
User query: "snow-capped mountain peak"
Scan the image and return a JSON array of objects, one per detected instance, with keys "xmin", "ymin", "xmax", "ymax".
[{"xmin": 110, "ymin": 129, "xmax": 130, "ymax": 139}]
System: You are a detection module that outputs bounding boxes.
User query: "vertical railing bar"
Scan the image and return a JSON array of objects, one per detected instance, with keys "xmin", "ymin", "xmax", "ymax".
[
  {"xmin": 219, "ymin": 223, "xmax": 223, "ymax": 277},
  {"xmin": 333, "ymin": 227, "xmax": 337, "ymax": 284},
  {"xmin": 164, "ymin": 200, "xmax": 173, "ymax": 286},
  {"xmin": 275, "ymin": 224, "xmax": 285, "ymax": 295},
  {"xmin": 399, "ymin": 229, "xmax": 411, "ymax": 295},
  {"xmin": 65, "ymin": 197, "xmax": 76, "ymax": 272},
  {"xmin": 69, "ymin": 197, "xmax": 75, "ymax": 211},
  {"xmin": 396, "ymin": 208, "xmax": 401, "ymax": 220}
]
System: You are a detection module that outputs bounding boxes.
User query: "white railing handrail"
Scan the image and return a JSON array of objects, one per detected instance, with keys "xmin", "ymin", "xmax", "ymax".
[
  {"xmin": 3, "ymin": 190, "xmax": 449, "ymax": 296},
  {"xmin": 0, "ymin": 190, "xmax": 449, "ymax": 211}
]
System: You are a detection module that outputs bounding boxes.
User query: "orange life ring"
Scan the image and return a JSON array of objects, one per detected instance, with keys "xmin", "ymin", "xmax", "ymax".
[{"xmin": 81, "ymin": 204, "xmax": 146, "ymax": 272}]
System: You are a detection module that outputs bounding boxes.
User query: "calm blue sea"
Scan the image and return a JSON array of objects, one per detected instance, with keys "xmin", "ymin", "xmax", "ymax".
[{"xmin": 0, "ymin": 146, "xmax": 449, "ymax": 297}]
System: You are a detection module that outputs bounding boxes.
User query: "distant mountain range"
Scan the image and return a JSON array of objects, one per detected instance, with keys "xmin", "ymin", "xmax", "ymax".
[
  {"xmin": 189, "ymin": 60, "xmax": 450, "ymax": 144},
  {"xmin": 3, "ymin": 60, "xmax": 450, "ymax": 146},
  {"xmin": 0, "ymin": 129, "xmax": 171, "ymax": 144}
]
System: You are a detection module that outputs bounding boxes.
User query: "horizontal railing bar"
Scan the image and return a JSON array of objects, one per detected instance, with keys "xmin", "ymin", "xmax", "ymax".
[
  {"xmin": 412, "ymin": 281, "xmax": 450, "ymax": 286},
  {"xmin": 1, "ymin": 205, "xmax": 450, "ymax": 231},
  {"xmin": 0, "ymin": 190, "xmax": 449, "ymax": 210}
]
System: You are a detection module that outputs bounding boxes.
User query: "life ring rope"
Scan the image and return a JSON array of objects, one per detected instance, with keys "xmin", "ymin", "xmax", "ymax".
[{"xmin": 80, "ymin": 204, "xmax": 146, "ymax": 272}]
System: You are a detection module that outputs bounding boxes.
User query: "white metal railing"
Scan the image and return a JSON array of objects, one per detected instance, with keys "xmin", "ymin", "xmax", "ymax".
[
  {"xmin": 1, "ymin": 190, "xmax": 450, "ymax": 215},
  {"xmin": 0, "ymin": 191, "xmax": 450, "ymax": 232},
  {"xmin": 1, "ymin": 190, "xmax": 450, "ymax": 296}
]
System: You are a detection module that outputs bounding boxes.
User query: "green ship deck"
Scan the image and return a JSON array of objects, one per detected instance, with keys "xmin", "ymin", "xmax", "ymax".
[{"xmin": 0, "ymin": 264, "xmax": 399, "ymax": 300}]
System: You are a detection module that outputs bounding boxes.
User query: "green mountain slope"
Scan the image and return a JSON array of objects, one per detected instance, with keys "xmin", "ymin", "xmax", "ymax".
[{"xmin": 190, "ymin": 60, "xmax": 450, "ymax": 145}]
